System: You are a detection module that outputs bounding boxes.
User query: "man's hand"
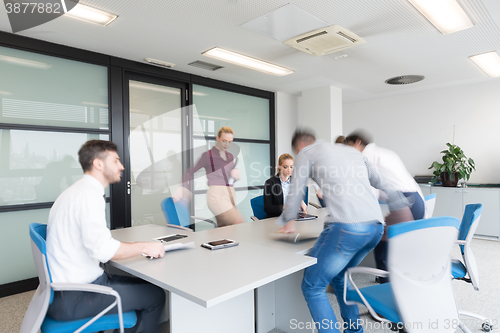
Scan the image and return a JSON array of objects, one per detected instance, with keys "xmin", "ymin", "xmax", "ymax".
[
  {"xmin": 141, "ymin": 242, "xmax": 165, "ymax": 259},
  {"xmin": 112, "ymin": 241, "xmax": 165, "ymax": 260},
  {"xmin": 279, "ymin": 221, "xmax": 295, "ymax": 234},
  {"xmin": 317, "ymin": 189, "xmax": 323, "ymax": 200}
]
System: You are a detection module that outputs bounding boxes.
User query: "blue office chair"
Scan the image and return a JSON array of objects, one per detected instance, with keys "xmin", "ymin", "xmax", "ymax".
[
  {"xmin": 20, "ymin": 223, "xmax": 137, "ymax": 333},
  {"xmin": 424, "ymin": 193, "xmax": 437, "ymax": 219},
  {"xmin": 452, "ymin": 203, "xmax": 492, "ymax": 332},
  {"xmin": 344, "ymin": 217, "xmax": 473, "ymax": 333},
  {"xmin": 251, "ymin": 187, "xmax": 313, "ymax": 221},
  {"xmin": 161, "ymin": 197, "xmax": 217, "ymax": 230}
]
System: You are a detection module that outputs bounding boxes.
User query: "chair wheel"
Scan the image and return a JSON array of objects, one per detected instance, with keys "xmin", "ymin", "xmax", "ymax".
[{"xmin": 482, "ymin": 322, "xmax": 492, "ymax": 332}]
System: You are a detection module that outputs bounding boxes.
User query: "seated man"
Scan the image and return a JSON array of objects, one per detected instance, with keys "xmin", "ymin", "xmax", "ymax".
[{"xmin": 46, "ymin": 140, "xmax": 166, "ymax": 333}]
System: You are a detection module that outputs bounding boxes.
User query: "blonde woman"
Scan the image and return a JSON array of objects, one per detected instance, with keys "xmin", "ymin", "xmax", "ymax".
[
  {"xmin": 175, "ymin": 126, "xmax": 244, "ymax": 227},
  {"xmin": 263, "ymin": 154, "xmax": 307, "ymax": 219}
]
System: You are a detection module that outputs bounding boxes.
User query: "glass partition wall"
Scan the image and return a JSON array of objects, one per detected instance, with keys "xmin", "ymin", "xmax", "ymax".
[{"xmin": 0, "ymin": 45, "xmax": 109, "ymax": 287}]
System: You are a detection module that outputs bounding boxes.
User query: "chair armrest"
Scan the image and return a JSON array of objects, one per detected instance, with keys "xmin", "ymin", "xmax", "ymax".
[
  {"xmin": 250, "ymin": 216, "xmax": 259, "ymax": 221},
  {"xmin": 309, "ymin": 202, "xmax": 322, "ymax": 209},
  {"xmin": 51, "ymin": 283, "xmax": 118, "ymax": 296},
  {"xmin": 343, "ymin": 267, "xmax": 391, "ymax": 324},
  {"xmin": 50, "ymin": 283, "xmax": 126, "ymax": 333},
  {"xmin": 191, "ymin": 216, "xmax": 217, "ymax": 228},
  {"xmin": 345, "ymin": 267, "xmax": 389, "ymax": 277}
]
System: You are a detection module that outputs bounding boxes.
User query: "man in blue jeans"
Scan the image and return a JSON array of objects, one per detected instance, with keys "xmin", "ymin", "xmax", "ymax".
[{"xmin": 277, "ymin": 129, "xmax": 413, "ymax": 333}]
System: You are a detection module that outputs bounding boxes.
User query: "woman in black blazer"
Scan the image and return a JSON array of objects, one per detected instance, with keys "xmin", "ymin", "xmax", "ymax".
[{"xmin": 263, "ymin": 154, "xmax": 307, "ymax": 218}]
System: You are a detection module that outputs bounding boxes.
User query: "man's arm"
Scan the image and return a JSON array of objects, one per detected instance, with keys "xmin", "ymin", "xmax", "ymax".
[{"xmin": 112, "ymin": 241, "xmax": 165, "ymax": 260}]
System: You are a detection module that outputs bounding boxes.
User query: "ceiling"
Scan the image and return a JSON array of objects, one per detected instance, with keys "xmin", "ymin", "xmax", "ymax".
[{"xmin": 1, "ymin": 0, "xmax": 500, "ymax": 103}]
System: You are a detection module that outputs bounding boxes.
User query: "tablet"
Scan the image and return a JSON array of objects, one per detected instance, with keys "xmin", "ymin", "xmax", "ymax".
[
  {"xmin": 153, "ymin": 234, "xmax": 188, "ymax": 243},
  {"xmin": 295, "ymin": 213, "xmax": 318, "ymax": 221},
  {"xmin": 201, "ymin": 239, "xmax": 239, "ymax": 250}
]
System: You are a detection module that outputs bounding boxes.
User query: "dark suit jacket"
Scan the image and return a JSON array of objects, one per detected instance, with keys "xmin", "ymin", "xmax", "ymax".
[{"xmin": 264, "ymin": 175, "xmax": 288, "ymax": 219}]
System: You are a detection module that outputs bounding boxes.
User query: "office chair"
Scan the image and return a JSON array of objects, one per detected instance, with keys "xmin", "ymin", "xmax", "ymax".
[
  {"xmin": 161, "ymin": 197, "xmax": 217, "ymax": 230},
  {"xmin": 250, "ymin": 187, "xmax": 317, "ymax": 221},
  {"xmin": 452, "ymin": 203, "xmax": 492, "ymax": 332},
  {"xmin": 344, "ymin": 216, "xmax": 473, "ymax": 333},
  {"xmin": 20, "ymin": 223, "xmax": 137, "ymax": 333},
  {"xmin": 423, "ymin": 193, "xmax": 437, "ymax": 219}
]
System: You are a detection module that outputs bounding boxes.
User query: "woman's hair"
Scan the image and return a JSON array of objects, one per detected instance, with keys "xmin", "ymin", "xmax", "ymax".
[
  {"xmin": 335, "ymin": 135, "xmax": 346, "ymax": 144},
  {"xmin": 276, "ymin": 153, "xmax": 294, "ymax": 175},
  {"xmin": 217, "ymin": 126, "xmax": 234, "ymax": 138}
]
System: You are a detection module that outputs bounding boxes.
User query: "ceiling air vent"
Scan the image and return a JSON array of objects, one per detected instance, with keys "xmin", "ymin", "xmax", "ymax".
[
  {"xmin": 283, "ymin": 25, "xmax": 366, "ymax": 56},
  {"xmin": 385, "ymin": 75, "xmax": 425, "ymax": 85},
  {"xmin": 188, "ymin": 60, "xmax": 224, "ymax": 71},
  {"xmin": 144, "ymin": 58, "xmax": 175, "ymax": 68}
]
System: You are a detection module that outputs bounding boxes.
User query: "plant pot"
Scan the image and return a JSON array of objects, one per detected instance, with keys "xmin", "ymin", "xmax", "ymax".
[{"xmin": 441, "ymin": 172, "xmax": 460, "ymax": 187}]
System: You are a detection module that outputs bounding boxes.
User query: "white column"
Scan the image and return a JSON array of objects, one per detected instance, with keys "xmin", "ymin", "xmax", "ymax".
[
  {"xmin": 298, "ymin": 86, "xmax": 342, "ymax": 143},
  {"xmin": 275, "ymin": 92, "xmax": 299, "ymax": 160}
]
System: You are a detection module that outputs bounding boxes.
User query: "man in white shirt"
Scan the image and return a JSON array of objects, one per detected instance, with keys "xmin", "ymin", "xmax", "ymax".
[
  {"xmin": 346, "ymin": 130, "xmax": 425, "ymax": 283},
  {"xmin": 46, "ymin": 140, "xmax": 166, "ymax": 333}
]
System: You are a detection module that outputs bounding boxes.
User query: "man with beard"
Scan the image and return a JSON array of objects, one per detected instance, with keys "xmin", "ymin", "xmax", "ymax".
[{"xmin": 46, "ymin": 140, "xmax": 165, "ymax": 333}]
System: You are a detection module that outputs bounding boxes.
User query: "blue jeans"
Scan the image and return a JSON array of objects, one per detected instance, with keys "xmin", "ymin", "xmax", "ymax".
[{"xmin": 301, "ymin": 221, "xmax": 384, "ymax": 333}]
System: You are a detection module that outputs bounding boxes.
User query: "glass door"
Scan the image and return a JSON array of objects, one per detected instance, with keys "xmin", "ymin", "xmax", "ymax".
[{"xmin": 125, "ymin": 75, "xmax": 187, "ymax": 227}]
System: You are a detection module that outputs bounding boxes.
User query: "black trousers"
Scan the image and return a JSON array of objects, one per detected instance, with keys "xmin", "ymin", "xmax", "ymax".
[{"xmin": 47, "ymin": 273, "xmax": 166, "ymax": 333}]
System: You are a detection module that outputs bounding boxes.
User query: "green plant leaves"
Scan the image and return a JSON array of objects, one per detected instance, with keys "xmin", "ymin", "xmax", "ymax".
[{"xmin": 429, "ymin": 143, "xmax": 475, "ymax": 183}]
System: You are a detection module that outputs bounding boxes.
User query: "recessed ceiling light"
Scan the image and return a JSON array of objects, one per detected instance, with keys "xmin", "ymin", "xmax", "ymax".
[
  {"xmin": 202, "ymin": 47, "xmax": 294, "ymax": 76},
  {"xmin": 407, "ymin": 0, "xmax": 474, "ymax": 34},
  {"xmin": 144, "ymin": 58, "xmax": 175, "ymax": 69},
  {"xmin": 65, "ymin": 3, "xmax": 117, "ymax": 26},
  {"xmin": 385, "ymin": 75, "xmax": 425, "ymax": 85},
  {"xmin": 469, "ymin": 51, "xmax": 500, "ymax": 77}
]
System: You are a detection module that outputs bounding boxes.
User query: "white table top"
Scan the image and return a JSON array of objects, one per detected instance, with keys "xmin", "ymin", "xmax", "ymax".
[{"xmin": 109, "ymin": 208, "xmax": 327, "ymax": 307}]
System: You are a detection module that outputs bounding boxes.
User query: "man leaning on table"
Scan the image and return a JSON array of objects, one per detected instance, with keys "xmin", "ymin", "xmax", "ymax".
[
  {"xmin": 277, "ymin": 128, "xmax": 413, "ymax": 333},
  {"xmin": 46, "ymin": 140, "xmax": 165, "ymax": 333}
]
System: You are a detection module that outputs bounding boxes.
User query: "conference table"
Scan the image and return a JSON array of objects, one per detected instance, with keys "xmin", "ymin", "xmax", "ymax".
[{"xmin": 109, "ymin": 208, "xmax": 330, "ymax": 333}]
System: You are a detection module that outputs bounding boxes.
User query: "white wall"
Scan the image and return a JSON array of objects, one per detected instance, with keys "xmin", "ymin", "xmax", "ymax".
[
  {"xmin": 344, "ymin": 80, "xmax": 500, "ymax": 184},
  {"xmin": 275, "ymin": 92, "xmax": 298, "ymax": 163}
]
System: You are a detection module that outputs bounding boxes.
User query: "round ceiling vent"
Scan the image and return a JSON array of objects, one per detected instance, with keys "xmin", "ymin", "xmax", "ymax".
[{"xmin": 385, "ymin": 75, "xmax": 425, "ymax": 85}]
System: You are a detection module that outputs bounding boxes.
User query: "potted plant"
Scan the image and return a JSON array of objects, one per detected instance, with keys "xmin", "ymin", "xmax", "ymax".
[{"xmin": 429, "ymin": 143, "xmax": 475, "ymax": 187}]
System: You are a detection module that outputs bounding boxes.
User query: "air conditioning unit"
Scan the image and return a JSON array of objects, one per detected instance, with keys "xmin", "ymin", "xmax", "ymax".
[{"xmin": 283, "ymin": 25, "xmax": 366, "ymax": 56}]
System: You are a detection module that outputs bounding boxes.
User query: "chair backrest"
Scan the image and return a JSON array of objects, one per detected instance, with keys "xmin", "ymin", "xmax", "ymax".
[
  {"xmin": 250, "ymin": 195, "xmax": 267, "ymax": 220},
  {"xmin": 20, "ymin": 223, "xmax": 53, "ymax": 333},
  {"xmin": 423, "ymin": 193, "xmax": 436, "ymax": 219},
  {"xmin": 387, "ymin": 216, "xmax": 460, "ymax": 333},
  {"xmin": 160, "ymin": 197, "xmax": 191, "ymax": 227},
  {"xmin": 457, "ymin": 203, "xmax": 483, "ymax": 290}
]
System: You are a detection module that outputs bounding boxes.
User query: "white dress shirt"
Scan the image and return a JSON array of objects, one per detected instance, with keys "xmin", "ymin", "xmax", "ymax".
[
  {"xmin": 47, "ymin": 175, "xmax": 121, "ymax": 284},
  {"xmin": 362, "ymin": 143, "xmax": 424, "ymax": 200}
]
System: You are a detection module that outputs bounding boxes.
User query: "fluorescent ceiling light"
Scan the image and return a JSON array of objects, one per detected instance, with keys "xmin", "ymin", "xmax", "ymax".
[
  {"xmin": 469, "ymin": 51, "xmax": 500, "ymax": 77},
  {"xmin": 0, "ymin": 91, "xmax": 13, "ymax": 96},
  {"xmin": 0, "ymin": 54, "xmax": 52, "ymax": 69},
  {"xmin": 202, "ymin": 47, "xmax": 294, "ymax": 76},
  {"xmin": 408, "ymin": 0, "xmax": 474, "ymax": 34},
  {"xmin": 65, "ymin": 2, "xmax": 117, "ymax": 26}
]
